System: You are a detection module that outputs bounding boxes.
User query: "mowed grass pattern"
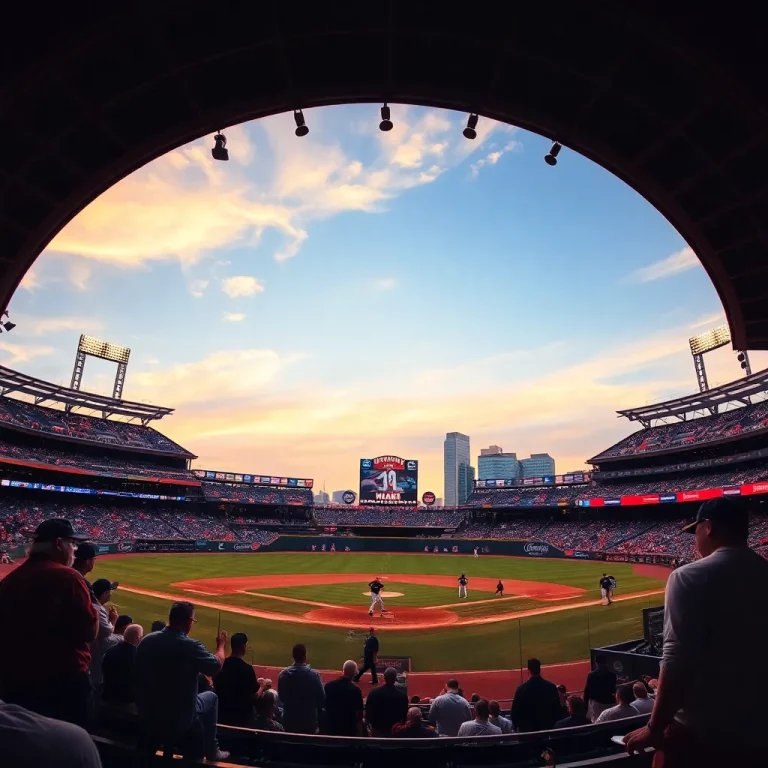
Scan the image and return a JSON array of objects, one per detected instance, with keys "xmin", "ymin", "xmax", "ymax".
[{"xmin": 92, "ymin": 553, "xmax": 666, "ymax": 672}]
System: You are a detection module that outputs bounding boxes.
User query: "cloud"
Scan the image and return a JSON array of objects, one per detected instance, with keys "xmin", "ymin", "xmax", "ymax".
[
  {"xmin": 221, "ymin": 276, "xmax": 264, "ymax": 298},
  {"xmin": 189, "ymin": 279, "xmax": 209, "ymax": 298},
  {"xmin": 19, "ymin": 265, "xmax": 41, "ymax": 291},
  {"xmin": 0, "ymin": 341, "xmax": 54, "ymax": 366},
  {"xmin": 374, "ymin": 278, "xmax": 396, "ymax": 290},
  {"xmin": 627, "ymin": 246, "xmax": 700, "ymax": 283},
  {"xmin": 14, "ymin": 315, "xmax": 103, "ymax": 337},
  {"xmin": 469, "ymin": 137, "xmax": 521, "ymax": 178},
  {"xmin": 223, "ymin": 312, "xmax": 247, "ymax": 322}
]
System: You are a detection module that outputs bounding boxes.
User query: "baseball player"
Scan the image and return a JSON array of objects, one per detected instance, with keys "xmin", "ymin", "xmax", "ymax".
[
  {"xmin": 495, "ymin": 580, "xmax": 504, "ymax": 597},
  {"xmin": 473, "ymin": 546, "xmax": 479, "ymax": 558},
  {"xmin": 599, "ymin": 573, "xmax": 613, "ymax": 605},
  {"xmin": 458, "ymin": 573, "xmax": 469, "ymax": 599},
  {"xmin": 607, "ymin": 574, "xmax": 616, "ymax": 600},
  {"xmin": 368, "ymin": 577, "xmax": 386, "ymax": 616}
]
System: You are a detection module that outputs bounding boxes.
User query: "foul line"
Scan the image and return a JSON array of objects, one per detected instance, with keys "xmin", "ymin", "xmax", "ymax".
[{"xmin": 237, "ymin": 590, "xmax": 337, "ymax": 609}]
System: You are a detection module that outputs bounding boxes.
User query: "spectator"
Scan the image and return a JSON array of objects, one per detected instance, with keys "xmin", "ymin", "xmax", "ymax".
[
  {"xmin": 428, "ymin": 678, "xmax": 472, "ymax": 736},
  {"xmin": 0, "ymin": 699, "xmax": 103, "ymax": 768},
  {"xmin": 253, "ymin": 693, "xmax": 284, "ymax": 732},
  {"xmin": 365, "ymin": 667, "xmax": 408, "ymax": 737},
  {"xmin": 470, "ymin": 693, "xmax": 480, "ymax": 704},
  {"xmin": 630, "ymin": 682, "xmax": 654, "ymax": 715},
  {"xmin": 510, "ymin": 658, "xmax": 562, "ymax": 732},
  {"xmin": 488, "ymin": 700, "xmax": 513, "ymax": 733},
  {"xmin": 214, "ymin": 632, "xmax": 259, "ymax": 727},
  {"xmin": 277, "ymin": 644, "xmax": 325, "ymax": 734},
  {"xmin": 114, "ymin": 615, "xmax": 132, "ymax": 636},
  {"xmin": 0, "ymin": 519, "xmax": 97, "ymax": 726},
  {"xmin": 596, "ymin": 685, "xmax": 637, "ymax": 723},
  {"xmin": 324, "ymin": 660, "xmax": 364, "ymax": 736},
  {"xmin": 457, "ymin": 699, "xmax": 502, "ymax": 736},
  {"xmin": 626, "ymin": 498, "xmax": 768, "ymax": 765},
  {"xmin": 134, "ymin": 601, "xmax": 229, "ymax": 762},
  {"xmin": 584, "ymin": 655, "xmax": 617, "ymax": 722},
  {"xmin": 150, "ymin": 620, "xmax": 166, "ymax": 633},
  {"xmin": 101, "ymin": 624, "xmax": 143, "ymax": 705},
  {"xmin": 72, "ymin": 542, "xmax": 98, "ymax": 590},
  {"xmin": 555, "ymin": 696, "xmax": 590, "ymax": 729},
  {"xmin": 89, "ymin": 578, "xmax": 121, "ymax": 690},
  {"xmin": 392, "ymin": 706, "xmax": 438, "ymax": 738},
  {"xmin": 557, "ymin": 684, "xmax": 568, "ymax": 719}
]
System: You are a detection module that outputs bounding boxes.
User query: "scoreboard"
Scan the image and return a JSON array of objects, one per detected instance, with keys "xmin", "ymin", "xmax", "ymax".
[{"xmin": 359, "ymin": 455, "xmax": 418, "ymax": 506}]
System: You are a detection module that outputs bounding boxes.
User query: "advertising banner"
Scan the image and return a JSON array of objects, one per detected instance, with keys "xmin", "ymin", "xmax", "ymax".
[{"xmin": 359, "ymin": 456, "xmax": 418, "ymax": 506}]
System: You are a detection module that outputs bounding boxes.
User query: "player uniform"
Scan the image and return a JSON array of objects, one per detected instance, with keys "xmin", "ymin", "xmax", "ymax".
[
  {"xmin": 599, "ymin": 575, "xmax": 613, "ymax": 605},
  {"xmin": 495, "ymin": 580, "xmax": 504, "ymax": 597},
  {"xmin": 458, "ymin": 574, "xmax": 468, "ymax": 599},
  {"xmin": 607, "ymin": 575, "xmax": 616, "ymax": 600},
  {"xmin": 368, "ymin": 579, "xmax": 386, "ymax": 616},
  {"xmin": 473, "ymin": 547, "xmax": 479, "ymax": 558}
]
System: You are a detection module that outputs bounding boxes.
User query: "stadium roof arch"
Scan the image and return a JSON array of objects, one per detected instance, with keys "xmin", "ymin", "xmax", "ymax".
[
  {"xmin": 2, "ymin": 4, "xmax": 768, "ymax": 348},
  {"xmin": 0, "ymin": 366, "xmax": 174, "ymax": 425},
  {"xmin": 615, "ymin": 367, "xmax": 768, "ymax": 429}
]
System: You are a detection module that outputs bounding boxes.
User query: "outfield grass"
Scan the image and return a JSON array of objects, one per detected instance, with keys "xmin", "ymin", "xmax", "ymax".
[{"xmin": 92, "ymin": 553, "xmax": 666, "ymax": 672}]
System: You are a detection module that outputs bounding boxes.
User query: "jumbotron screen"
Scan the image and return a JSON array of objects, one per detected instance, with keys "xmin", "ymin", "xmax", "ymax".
[{"xmin": 359, "ymin": 456, "xmax": 418, "ymax": 506}]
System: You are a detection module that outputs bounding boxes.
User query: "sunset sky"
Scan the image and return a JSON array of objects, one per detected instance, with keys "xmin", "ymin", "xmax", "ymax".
[{"xmin": 5, "ymin": 104, "xmax": 764, "ymax": 496}]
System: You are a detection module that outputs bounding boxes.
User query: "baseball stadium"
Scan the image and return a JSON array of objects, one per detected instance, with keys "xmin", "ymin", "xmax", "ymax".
[{"xmin": 2, "ymin": 5, "xmax": 768, "ymax": 768}]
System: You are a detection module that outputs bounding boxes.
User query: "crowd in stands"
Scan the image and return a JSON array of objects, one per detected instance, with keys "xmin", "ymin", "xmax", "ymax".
[
  {"xmin": 0, "ymin": 437, "xmax": 194, "ymax": 482},
  {"xmin": 313, "ymin": 507, "xmax": 465, "ymax": 527},
  {"xmin": 202, "ymin": 482, "xmax": 313, "ymax": 506},
  {"xmin": 0, "ymin": 398, "xmax": 191, "ymax": 455},
  {"xmin": 592, "ymin": 400, "xmax": 768, "ymax": 461}
]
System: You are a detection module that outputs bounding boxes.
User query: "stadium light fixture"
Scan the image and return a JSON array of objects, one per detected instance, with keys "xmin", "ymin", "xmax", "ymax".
[
  {"xmin": 294, "ymin": 110, "xmax": 309, "ymax": 137},
  {"xmin": 78, "ymin": 334, "xmax": 131, "ymax": 364},
  {"xmin": 379, "ymin": 104, "xmax": 393, "ymax": 132},
  {"xmin": 211, "ymin": 132, "xmax": 229, "ymax": 161},
  {"xmin": 463, "ymin": 113, "xmax": 479, "ymax": 140},
  {"xmin": 544, "ymin": 141, "xmax": 562, "ymax": 166},
  {"xmin": 689, "ymin": 324, "xmax": 731, "ymax": 356},
  {"xmin": 0, "ymin": 310, "xmax": 14, "ymax": 333}
]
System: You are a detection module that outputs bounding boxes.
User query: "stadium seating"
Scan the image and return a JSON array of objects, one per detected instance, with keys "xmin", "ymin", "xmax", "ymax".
[
  {"xmin": 0, "ymin": 398, "xmax": 191, "ymax": 454},
  {"xmin": 202, "ymin": 483, "xmax": 314, "ymax": 506},
  {"xmin": 313, "ymin": 507, "xmax": 466, "ymax": 527},
  {"xmin": 591, "ymin": 401, "xmax": 768, "ymax": 461}
]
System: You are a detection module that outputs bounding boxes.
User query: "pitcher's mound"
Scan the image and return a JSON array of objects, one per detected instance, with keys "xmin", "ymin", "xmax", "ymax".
[
  {"xmin": 305, "ymin": 606, "xmax": 458, "ymax": 630},
  {"xmin": 362, "ymin": 591, "xmax": 404, "ymax": 598}
]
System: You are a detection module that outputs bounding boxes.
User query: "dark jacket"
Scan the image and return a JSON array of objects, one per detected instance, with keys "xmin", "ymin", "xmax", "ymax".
[
  {"xmin": 365, "ymin": 684, "xmax": 408, "ymax": 736},
  {"xmin": 324, "ymin": 677, "xmax": 363, "ymax": 736},
  {"xmin": 510, "ymin": 675, "xmax": 562, "ymax": 732},
  {"xmin": 584, "ymin": 666, "xmax": 617, "ymax": 706},
  {"xmin": 554, "ymin": 714, "xmax": 591, "ymax": 729}
]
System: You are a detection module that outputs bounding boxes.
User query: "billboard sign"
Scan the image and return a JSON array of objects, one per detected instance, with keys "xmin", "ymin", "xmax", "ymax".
[
  {"xmin": 422, "ymin": 491, "xmax": 436, "ymax": 506},
  {"xmin": 342, "ymin": 490, "xmax": 356, "ymax": 505},
  {"xmin": 359, "ymin": 456, "xmax": 418, "ymax": 506}
]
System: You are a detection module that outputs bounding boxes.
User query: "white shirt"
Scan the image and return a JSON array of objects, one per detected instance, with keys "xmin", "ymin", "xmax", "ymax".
[
  {"xmin": 663, "ymin": 546, "xmax": 768, "ymax": 750},
  {"xmin": 0, "ymin": 701, "xmax": 102, "ymax": 768},
  {"xmin": 595, "ymin": 703, "xmax": 637, "ymax": 723},
  {"xmin": 457, "ymin": 719, "xmax": 502, "ymax": 737},
  {"xmin": 490, "ymin": 714, "xmax": 514, "ymax": 733},
  {"xmin": 630, "ymin": 696, "xmax": 654, "ymax": 715}
]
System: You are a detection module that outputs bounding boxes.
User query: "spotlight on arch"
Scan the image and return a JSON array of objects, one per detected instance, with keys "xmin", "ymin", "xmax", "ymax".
[
  {"xmin": 463, "ymin": 113, "xmax": 479, "ymax": 140},
  {"xmin": 294, "ymin": 110, "xmax": 309, "ymax": 137},
  {"xmin": 211, "ymin": 132, "xmax": 229, "ymax": 162},
  {"xmin": 379, "ymin": 104, "xmax": 393, "ymax": 132},
  {"xmin": 544, "ymin": 141, "xmax": 562, "ymax": 166}
]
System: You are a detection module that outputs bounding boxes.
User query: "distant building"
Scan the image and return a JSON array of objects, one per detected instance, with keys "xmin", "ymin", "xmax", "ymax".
[
  {"xmin": 314, "ymin": 491, "xmax": 330, "ymax": 505},
  {"xmin": 520, "ymin": 453, "xmax": 556, "ymax": 478},
  {"xmin": 444, "ymin": 432, "xmax": 470, "ymax": 507},
  {"xmin": 458, "ymin": 463, "xmax": 475, "ymax": 506},
  {"xmin": 478, "ymin": 446, "xmax": 521, "ymax": 480}
]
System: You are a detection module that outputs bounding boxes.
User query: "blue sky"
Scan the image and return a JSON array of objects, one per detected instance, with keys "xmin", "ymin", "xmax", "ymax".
[{"xmin": 5, "ymin": 104, "xmax": 763, "ymax": 496}]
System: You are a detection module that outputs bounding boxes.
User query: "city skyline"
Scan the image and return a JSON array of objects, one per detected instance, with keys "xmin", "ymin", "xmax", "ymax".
[{"xmin": 5, "ymin": 103, "xmax": 767, "ymax": 495}]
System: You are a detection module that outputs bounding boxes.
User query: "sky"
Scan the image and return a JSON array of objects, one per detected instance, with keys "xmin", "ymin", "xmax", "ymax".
[{"xmin": 6, "ymin": 104, "xmax": 766, "ymax": 497}]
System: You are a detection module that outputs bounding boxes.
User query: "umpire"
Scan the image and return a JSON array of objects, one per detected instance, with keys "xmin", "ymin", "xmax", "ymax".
[{"xmin": 354, "ymin": 627, "xmax": 379, "ymax": 685}]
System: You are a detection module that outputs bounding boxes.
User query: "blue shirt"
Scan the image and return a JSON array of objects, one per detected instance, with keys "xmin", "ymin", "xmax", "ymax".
[
  {"xmin": 277, "ymin": 663, "xmax": 325, "ymax": 734},
  {"xmin": 134, "ymin": 628, "xmax": 221, "ymax": 735}
]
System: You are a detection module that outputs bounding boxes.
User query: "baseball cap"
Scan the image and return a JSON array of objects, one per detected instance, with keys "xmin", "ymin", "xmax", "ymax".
[
  {"xmin": 92, "ymin": 578, "xmax": 119, "ymax": 596},
  {"xmin": 33, "ymin": 519, "xmax": 89, "ymax": 543},
  {"xmin": 682, "ymin": 497, "xmax": 749, "ymax": 536},
  {"xmin": 74, "ymin": 542, "xmax": 98, "ymax": 561}
]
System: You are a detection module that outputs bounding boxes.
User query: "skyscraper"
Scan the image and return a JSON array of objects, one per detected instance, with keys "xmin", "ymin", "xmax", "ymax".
[
  {"xmin": 458, "ymin": 463, "xmax": 475, "ymax": 505},
  {"xmin": 478, "ymin": 446, "xmax": 521, "ymax": 480},
  {"xmin": 520, "ymin": 453, "xmax": 556, "ymax": 478},
  {"xmin": 444, "ymin": 432, "xmax": 470, "ymax": 506}
]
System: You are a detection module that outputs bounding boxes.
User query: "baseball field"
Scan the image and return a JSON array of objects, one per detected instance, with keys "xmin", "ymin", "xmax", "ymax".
[{"xmin": 90, "ymin": 551, "xmax": 668, "ymax": 675}]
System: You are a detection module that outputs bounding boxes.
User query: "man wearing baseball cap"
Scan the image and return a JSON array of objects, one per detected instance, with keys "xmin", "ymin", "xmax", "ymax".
[
  {"xmin": 625, "ymin": 497, "xmax": 768, "ymax": 765},
  {"xmin": 0, "ymin": 519, "xmax": 98, "ymax": 726}
]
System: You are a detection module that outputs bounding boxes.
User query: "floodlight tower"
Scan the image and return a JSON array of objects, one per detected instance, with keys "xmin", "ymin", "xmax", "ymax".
[
  {"xmin": 688, "ymin": 324, "xmax": 752, "ymax": 412},
  {"xmin": 70, "ymin": 334, "xmax": 131, "ymax": 400}
]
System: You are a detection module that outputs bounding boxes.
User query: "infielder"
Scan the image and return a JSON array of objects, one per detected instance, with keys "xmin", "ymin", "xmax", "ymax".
[
  {"xmin": 473, "ymin": 546, "xmax": 479, "ymax": 558},
  {"xmin": 458, "ymin": 573, "xmax": 468, "ymax": 599},
  {"xmin": 607, "ymin": 574, "xmax": 616, "ymax": 600},
  {"xmin": 495, "ymin": 580, "xmax": 504, "ymax": 597},
  {"xmin": 599, "ymin": 573, "xmax": 613, "ymax": 605},
  {"xmin": 368, "ymin": 577, "xmax": 386, "ymax": 616}
]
